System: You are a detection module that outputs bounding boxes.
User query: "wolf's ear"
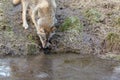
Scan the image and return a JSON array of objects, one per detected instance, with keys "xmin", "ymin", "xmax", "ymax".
[{"xmin": 51, "ymin": 27, "xmax": 56, "ymax": 32}]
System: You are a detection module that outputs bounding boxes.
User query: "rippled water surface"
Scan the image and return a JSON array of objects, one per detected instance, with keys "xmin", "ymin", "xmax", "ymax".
[{"xmin": 0, "ymin": 54, "xmax": 120, "ymax": 80}]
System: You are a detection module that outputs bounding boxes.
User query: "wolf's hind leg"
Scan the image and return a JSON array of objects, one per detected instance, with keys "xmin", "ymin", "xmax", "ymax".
[{"xmin": 22, "ymin": 1, "xmax": 29, "ymax": 29}]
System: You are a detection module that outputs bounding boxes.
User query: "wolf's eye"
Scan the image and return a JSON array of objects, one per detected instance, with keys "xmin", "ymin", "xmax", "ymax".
[{"xmin": 40, "ymin": 31, "xmax": 45, "ymax": 34}]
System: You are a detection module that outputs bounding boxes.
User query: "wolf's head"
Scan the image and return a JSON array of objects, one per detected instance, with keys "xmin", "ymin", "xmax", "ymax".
[{"xmin": 37, "ymin": 25, "xmax": 56, "ymax": 48}]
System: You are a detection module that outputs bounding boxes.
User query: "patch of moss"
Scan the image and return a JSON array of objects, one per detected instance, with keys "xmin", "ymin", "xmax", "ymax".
[
  {"xmin": 106, "ymin": 33, "xmax": 120, "ymax": 43},
  {"xmin": 27, "ymin": 34, "xmax": 35, "ymax": 42},
  {"xmin": 103, "ymin": 33, "xmax": 120, "ymax": 52},
  {"xmin": 64, "ymin": 59, "xmax": 75, "ymax": 63},
  {"xmin": 106, "ymin": 12, "xmax": 113, "ymax": 17},
  {"xmin": 84, "ymin": 9, "xmax": 102, "ymax": 24},
  {"xmin": 60, "ymin": 16, "xmax": 83, "ymax": 32},
  {"xmin": 115, "ymin": 55, "xmax": 120, "ymax": 60},
  {"xmin": 0, "ymin": 9, "xmax": 3, "ymax": 14},
  {"xmin": 0, "ymin": 20, "xmax": 12, "ymax": 31},
  {"xmin": 102, "ymin": 54, "xmax": 120, "ymax": 61},
  {"xmin": 114, "ymin": 17, "xmax": 120, "ymax": 27},
  {"xmin": 4, "ymin": 31, "xmax": 14, "ymax": 38},
  {"xmin": 27, "ymin": 44, "xmax": 38, "ymax": 55}
]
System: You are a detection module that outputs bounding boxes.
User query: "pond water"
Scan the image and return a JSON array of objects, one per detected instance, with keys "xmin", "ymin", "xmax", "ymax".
[{"xmin": 0, "ymin": 53, "xmax": 120, "ymax": 80}]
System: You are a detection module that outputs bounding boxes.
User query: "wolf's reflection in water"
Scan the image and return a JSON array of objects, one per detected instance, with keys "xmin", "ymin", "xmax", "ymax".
[{"xmin": 0, "ymin": 54, "xmax": 52, "ymax": 80}]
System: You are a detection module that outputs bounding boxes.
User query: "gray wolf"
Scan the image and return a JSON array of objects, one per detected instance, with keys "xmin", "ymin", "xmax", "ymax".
[{"xmin": 12, "ymin": 0, "xmax": 57, "ymax": 48}]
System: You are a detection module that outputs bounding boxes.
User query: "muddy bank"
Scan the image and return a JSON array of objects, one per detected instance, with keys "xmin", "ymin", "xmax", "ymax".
[
  {"xmin": 56, "ymin": 0, "xmax": 120, "ymax": 57},
  {"xmin": 0, "ymin": 0, "xmax": 120, "ymax": 57}
]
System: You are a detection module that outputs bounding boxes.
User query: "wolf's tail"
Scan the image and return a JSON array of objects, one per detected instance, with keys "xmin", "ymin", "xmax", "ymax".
[{"xmin": 12, "ymin": 0, "xmax": 21, "ymax": 6}]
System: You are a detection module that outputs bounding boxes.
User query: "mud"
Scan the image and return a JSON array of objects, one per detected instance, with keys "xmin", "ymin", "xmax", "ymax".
[{"xmin": 0, "ymin": 53, "xmax": 120, "ymax": 80}]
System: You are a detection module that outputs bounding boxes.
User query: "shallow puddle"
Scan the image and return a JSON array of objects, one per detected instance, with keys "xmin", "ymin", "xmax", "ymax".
[{"xmin": 0, "ymin": 54, "xmax": 120, "ymax": 80}]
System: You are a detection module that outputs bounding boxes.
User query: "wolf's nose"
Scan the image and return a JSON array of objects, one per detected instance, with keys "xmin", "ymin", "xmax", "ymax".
[
  {"xmin": 43, "ymin": 42, "xmax": 52, "ymax": 54},
  {"xmin": 43, "ymin": 42, "xmax": 51, "ymax": 48}
]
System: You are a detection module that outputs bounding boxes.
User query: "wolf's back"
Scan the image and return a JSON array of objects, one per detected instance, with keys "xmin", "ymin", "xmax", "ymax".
[{"xmin": 13, "ymin": 0, "xmax": 21, "ymax": 5}]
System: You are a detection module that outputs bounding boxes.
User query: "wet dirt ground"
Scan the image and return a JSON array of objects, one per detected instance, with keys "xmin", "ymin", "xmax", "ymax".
[{"xmin": 0, "ymin": 53, "xmax": 120, "ymax": 80}]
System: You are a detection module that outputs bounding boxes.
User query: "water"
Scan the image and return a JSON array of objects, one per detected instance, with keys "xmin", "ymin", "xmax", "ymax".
[{"xmin": 0, "ymin": 54, "xmax": 120, "ymax": 80}]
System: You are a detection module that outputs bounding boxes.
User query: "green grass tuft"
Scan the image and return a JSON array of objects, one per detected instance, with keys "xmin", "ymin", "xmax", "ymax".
[
  {"xmin": 27, "ymin": 34, "xmax": 35, "ymax": 42},
  {"xmin": 60, "ymin": 16, "xmax": 83, "ymax": 32},
  {"xmin": 114, "ymin": 17, "xmax": 120, "ymax": 27},
  {"xmin": 84, "ymin": 9, "xmax": 102, "ymax": 24},
  {"xmin": 27, "ymin": 44, "xmax": 37, "ymax": 55},
  {"xmin": 104, "ymin": 33, "xmax": 120, "ymax": 52},
  {"xmin": 106, "ymin": 33, "xmax": 120, "ymax": 43}
]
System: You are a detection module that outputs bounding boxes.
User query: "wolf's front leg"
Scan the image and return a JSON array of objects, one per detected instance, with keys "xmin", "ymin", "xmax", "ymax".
[
  {"xmin": 31, "ymin": 10, "xmax": 38, "ymax": 28},
  {"xmin": 51, "ymin": 0, "xmax": 57, "ymax": 13},
  {"xmin": 22, "ymin": 0, "xmax": 29, "ymax": 29},
  {"xmin": 31, "ymin": 5, "xmax": 41, "ymax": 28}
]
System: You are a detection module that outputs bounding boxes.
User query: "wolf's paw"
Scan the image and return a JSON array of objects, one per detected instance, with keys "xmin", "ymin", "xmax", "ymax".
[{"xmin": 23, "ymin": 24, "xmax": 29, "ymax": 29}]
